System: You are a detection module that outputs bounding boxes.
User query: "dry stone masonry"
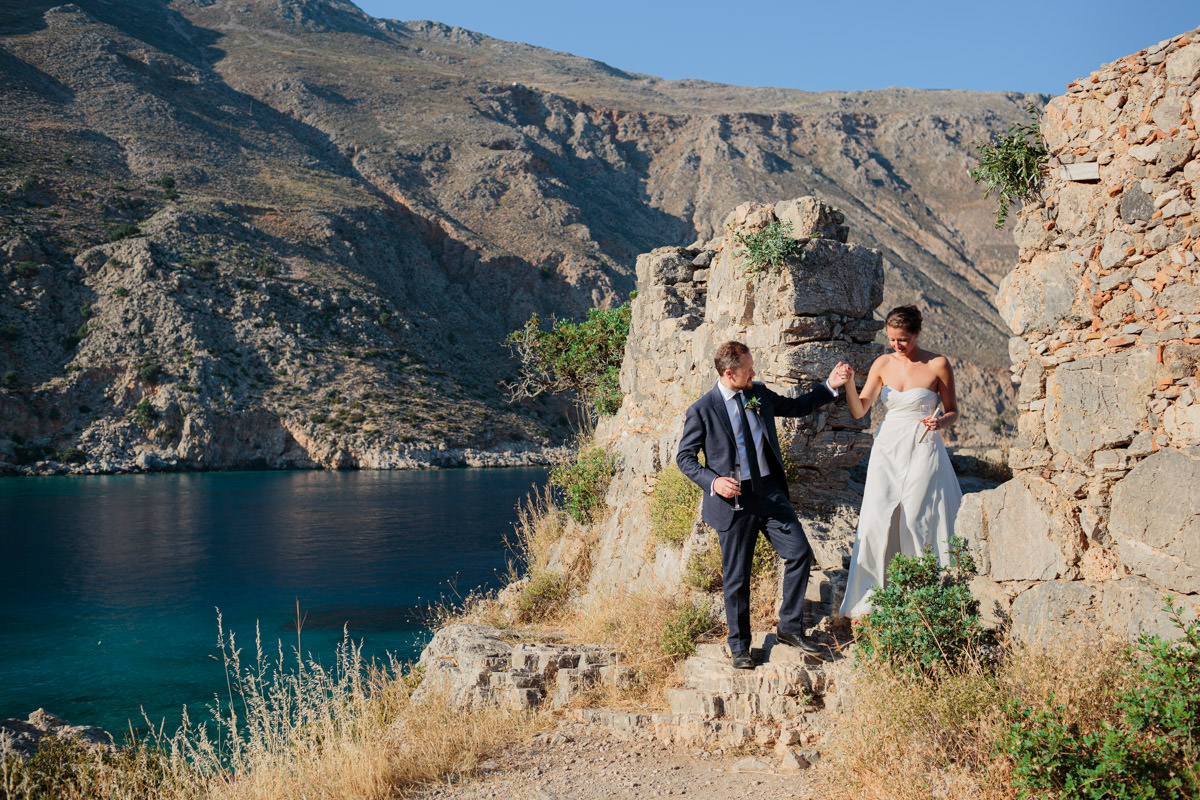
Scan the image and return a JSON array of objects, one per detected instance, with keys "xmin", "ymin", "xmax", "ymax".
[
  {"xmin": 576, "ymin": 197, "xmax": 884, "ymax": 594},
  {"xmin": 957, "ymin": 29, "xmax": 1200, "ymax": 643}
]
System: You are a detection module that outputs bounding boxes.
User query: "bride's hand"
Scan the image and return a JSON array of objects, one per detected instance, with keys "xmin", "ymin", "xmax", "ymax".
[{"xmin": 921, "ymin": 414, "xmax": 941, "ymax": 430}]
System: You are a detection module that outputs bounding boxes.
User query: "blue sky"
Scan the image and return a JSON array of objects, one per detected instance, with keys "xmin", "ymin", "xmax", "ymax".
[{"xmin": 354, "ymin": 1, "xmax": 1198, "ymax": 94}]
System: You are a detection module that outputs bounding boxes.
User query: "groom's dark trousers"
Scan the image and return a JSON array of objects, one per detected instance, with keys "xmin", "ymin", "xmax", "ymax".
[{"xmin": 676, "ymin": 381, "xmax": 835, "ymax": 653}]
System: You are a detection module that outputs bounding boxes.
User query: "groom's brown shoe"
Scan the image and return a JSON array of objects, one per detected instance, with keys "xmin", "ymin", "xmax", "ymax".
[{"xmin": 776, "ymin": 630, "xmax": 824, "ymax": 655}]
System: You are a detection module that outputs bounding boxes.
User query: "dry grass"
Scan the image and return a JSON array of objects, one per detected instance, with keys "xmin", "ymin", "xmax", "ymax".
[
  {"xmin": 1, "ymin": 617, "xmax": 545, "ymax": 800},
  {"xmin": 827, "ymin": 631, "xmax": 1136, "ymax": 800}
]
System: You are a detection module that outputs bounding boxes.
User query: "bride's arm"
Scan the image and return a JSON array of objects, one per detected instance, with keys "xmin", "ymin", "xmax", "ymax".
[
  {"xmin": 926, "ymin": 356, "xmax": 958, "ymax": 431},
  {"xmin": 845, "ymin": 358, "xmax": 884, "ymax": 419}
]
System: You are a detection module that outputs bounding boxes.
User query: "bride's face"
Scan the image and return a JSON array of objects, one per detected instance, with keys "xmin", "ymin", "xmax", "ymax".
[{"xmin": 887, "ymin": 326, "xmax": 918, "ymax": 357}]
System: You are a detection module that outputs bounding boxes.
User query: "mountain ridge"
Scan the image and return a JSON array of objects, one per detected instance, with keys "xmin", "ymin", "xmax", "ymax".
[{"xmin": 0, "ymin": 0, "xmax": 1042, "ymax": 471}]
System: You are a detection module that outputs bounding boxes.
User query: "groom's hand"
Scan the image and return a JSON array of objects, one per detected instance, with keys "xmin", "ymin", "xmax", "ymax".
[
  {"xmin": 827, "ymin": 361, "xmax": 852, "ymax": 388},
  {"xmin": 714, "ymin": 476, "xmax": 741, "ymax": 499}
]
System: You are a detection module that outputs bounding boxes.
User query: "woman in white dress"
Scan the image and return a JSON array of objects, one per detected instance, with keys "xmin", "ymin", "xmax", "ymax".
[{"xmin": 838, "ymin": 306, "xmax": 961, "ymax": 619}]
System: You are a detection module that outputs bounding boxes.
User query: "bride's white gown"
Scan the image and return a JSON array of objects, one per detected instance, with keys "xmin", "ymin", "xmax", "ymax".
[{"xmin": 839, "ymin": 386, "xmax": 962, "ymax": 619}]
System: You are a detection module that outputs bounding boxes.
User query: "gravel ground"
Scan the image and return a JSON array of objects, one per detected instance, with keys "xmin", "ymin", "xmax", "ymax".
[{"xmin": 411, "ymin": 716, "xmax": 832, "ymax": 800}]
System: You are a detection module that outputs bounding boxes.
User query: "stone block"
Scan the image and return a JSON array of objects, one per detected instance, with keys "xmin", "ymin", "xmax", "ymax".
[
  {"xmin": 1098, "ymin": 575, "xmax": 1199, "ymax": 641},
  {"xmin": 956, "ymin": 478, "xmax": 1068, "ymax": 581},
  {"xmin": 969, "ymin": 575, "xmax": 1010, "ymax": 631},
  {"xmin": 997, "ymin": 250, "xmax": 1086, "ymax": 335},
  {"xmin": 1009, "ymin": 581, "xmax": 1098, "ymax": 648},
  {"xmin": 1166, "ymin": 43, "xmax": 1200, "ymax": 85},
  {"xmin": 774, "ymin": 197, "xmax": 846, "ymax": 241},
  {"xmin": 1044, "ymin": 350, "xmax": 1157, "ymax": 460},
  {"xmin": 1109, "ymin": 448, "xmax": 1200, "ymax": 593}
]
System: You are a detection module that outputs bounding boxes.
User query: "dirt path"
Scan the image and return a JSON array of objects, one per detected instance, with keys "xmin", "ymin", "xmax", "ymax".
[{"xmin": 411, "ymin": 716, "xmax": 831, "ymax": 800}]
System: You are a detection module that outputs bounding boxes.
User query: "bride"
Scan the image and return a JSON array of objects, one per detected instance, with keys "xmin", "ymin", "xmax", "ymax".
[{"xmin": 839, "ymin": 305, "xmax": 962, "ymax": 619}]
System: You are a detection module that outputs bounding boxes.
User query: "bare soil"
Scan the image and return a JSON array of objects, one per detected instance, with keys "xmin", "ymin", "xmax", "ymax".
[{"xmin": 411, "ymin": 716, "xmax": 831, "ymax": 800}]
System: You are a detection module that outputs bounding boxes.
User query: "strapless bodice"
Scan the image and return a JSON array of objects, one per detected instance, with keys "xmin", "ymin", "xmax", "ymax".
[{"xmin": 879, "ymin": 386, "xmax": 939, "ymax": 420}]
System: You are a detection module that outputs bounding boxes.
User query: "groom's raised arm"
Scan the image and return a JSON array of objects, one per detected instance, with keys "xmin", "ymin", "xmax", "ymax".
[{"xmin": 677, "ymin": 405, "xmax": 718, "ymax": 492}]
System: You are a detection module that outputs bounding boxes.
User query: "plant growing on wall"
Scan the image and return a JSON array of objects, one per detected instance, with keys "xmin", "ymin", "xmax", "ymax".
[
  {"xmin": 969, "ymin": 103, "xmax": 1048, "ymax": 228},
  {"xmin": 734, "ymin": 220, "xmax": 802, "ymax": 275}
]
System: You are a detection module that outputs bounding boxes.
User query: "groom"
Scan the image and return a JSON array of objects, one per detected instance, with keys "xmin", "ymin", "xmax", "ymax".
[{"xmin": 676, "ymin": 341, "xmax": 850, "ymax": 668}]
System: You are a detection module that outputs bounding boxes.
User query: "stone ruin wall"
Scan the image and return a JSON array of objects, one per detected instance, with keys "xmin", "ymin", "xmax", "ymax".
[
  {"xmin": 566, "ymin": 197, "xmax": 884, "ymax": 597},
  {"xmin": 956, "ymin": 29, "xmax": 1200, "ymax": 644}
]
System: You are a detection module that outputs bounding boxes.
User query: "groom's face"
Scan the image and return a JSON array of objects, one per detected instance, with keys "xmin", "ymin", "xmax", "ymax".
[{"xmin": 725, "ymin": 354, "xmax": 755, "ymax": 391}]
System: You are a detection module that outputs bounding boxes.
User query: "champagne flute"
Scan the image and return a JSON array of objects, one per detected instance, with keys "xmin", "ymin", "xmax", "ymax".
[{"xmin": 730, "ymin": 464, "xmax": 742, "ymax": 511}]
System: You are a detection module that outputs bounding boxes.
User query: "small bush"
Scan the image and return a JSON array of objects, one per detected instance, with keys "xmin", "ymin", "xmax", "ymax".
[
  {"xmin": 999, "ymin": 602, "xmax": 1200, "ymax": 800},
  {"xmin": 133, "ymin": 398, "xmax": 155, "ymax": 429},
  {"xmin": 54, "ymin": 447, "xmax": 87, "ymax": 464},
  {"xmin": 684, "ymin": 538, "xmax": 724, "ymax": 592},
  {"xmin": 516, "ymin": 571, "xmax": 569, "ymax": 623},
  {"xmin": 1, "ymin": 371, "xmax": 16, "ymax": 390},
  {"xmin": 153, "ymin": 175, "xmax": 175, "ymax": 190},
  {"xmin": 734, "ymin": 219, "xmax": 802, "ymax": 275},
  {"xmin": 113, "ymin": 286, "xmax": 129, "ymax": 298},
  {"xmin": 659, "ymin": 598, "xmax": 717, "ymax": 660},
  {"xmin": 14, "ymin": 261, "xmax": 38, "ymax": 279},
  {"xmin": 550, "ymin": 447, "xmax": 616, "ymax": 525},
  {"xmin": 504, "ymin": 302, "xmax": 631, "ymax": 417},
  {"xmin": 107, "ymin": 223, "xmax": 141, "ymax": 242},
  {"xmin": 137, "ymin": 362, "xmax": 162, "ymax": 384},
  {"xmin": 648, "ymin": 466, "xmax": 701, "ymax": 547},
  {"xmin": 856, "ymin": 537, "xmax": 984, "ymax": 675},
  {"xmin": 969, "ymin": 103, "xmax": 1048, "ymax": 228}
]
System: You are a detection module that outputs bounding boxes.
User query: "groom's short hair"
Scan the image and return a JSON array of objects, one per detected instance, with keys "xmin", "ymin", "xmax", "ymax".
[{"xmin": 714, "ymin": 341, "xmax": 750, "ymax": 375}]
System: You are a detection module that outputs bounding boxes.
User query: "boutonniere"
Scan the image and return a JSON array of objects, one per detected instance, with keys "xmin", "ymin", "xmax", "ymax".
[{"xmin": 745, "ymin": 395, "xmax": 762, "ymax": 414}]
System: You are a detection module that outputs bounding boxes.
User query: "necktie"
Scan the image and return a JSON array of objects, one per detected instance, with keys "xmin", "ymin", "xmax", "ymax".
[{"xmin": 734, "ymin": 392, "xmax": 763, "ymax": 494}]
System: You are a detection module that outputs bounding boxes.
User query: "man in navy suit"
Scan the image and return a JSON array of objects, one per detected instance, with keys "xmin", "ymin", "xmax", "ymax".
[{"xmin": 677, "ymin": 341, "xmax": 850, "ymax": 668}]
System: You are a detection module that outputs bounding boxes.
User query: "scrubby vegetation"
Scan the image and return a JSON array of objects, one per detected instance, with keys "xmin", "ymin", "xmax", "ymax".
[
  {"xmin": 549, "ymin": 446, "xmax": 616, "ymax": 525},
  {"xmin": 504, "ymin": 301, "xmax": 631, "ymax": 417},
  {"xmin": 969, "ymin": 103, "xmax": 1047, "ymax": 228},
  {"xmin": 734, "ymin": 219, "xmax": 802, "ymax": 275},
  {"xmin": 648, "ymin": 465, "xmax": 701, "ymax": 547}
]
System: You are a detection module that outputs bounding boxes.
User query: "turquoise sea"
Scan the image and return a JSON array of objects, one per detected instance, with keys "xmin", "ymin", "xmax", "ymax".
[{"xmin": 0, "ymin": 467, "xmax": 546, "ymax": 736}]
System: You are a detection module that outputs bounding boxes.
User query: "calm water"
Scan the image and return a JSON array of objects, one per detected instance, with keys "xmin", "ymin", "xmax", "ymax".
[{"xmin": 0, "ymin": 468, "xmax": 546, "ymax": 735}]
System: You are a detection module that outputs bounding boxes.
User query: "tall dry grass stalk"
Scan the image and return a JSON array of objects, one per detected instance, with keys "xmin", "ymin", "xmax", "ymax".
[
  {"xmin": 828, "ymin": 631, "xmax": 1135, "ymax": 800},
  {"xmin": 2, "ymin": 616, "xmax": 544, "ymax": 800}
]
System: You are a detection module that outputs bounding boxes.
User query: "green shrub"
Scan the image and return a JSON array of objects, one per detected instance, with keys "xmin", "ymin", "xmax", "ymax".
[
  {"xmin": 734, "ymin": 219, "xmax": 802, "ymax": 275},
  {"xmin": 114, "ymin": 286, "xmax": 130, "ymax": 298},
  {"xmin": 134, "ymin": 398, "xmax": 155, "ymax": 429},
  {"xmin": 137, "ymin": 362, "xmax": 162, "ymax": 384},
  {"xmin": 999, "ymin": 602, "xmax": 1200, "ymax": 800},
  {"xmin": 969, "ymin": 103, "xmax": 1048, "ymax": 228},
  {"xmin": 659, "ymin": 598, "xmax": 717, "ymax": 660},
  {"xmin": 515, "ymin": 571, "xmax": 569, "ymax": 623},
  {"xmin": 504, "ymin": 301, "xmax": 631, "ymax": 417},
  {"xmin": 648, "ymin": 466, "xmax": 701, "ymax": 547},
  {"xmin": 107, "ymin": 223, "xmax": 141, "ymax": 241},
  {"xmin": 1, "ymin": 371, "xmax": 16, "ymax": 390},
  {"xmin": 153, "ymin": 175, "xmax": 175, "ymax": 190},
  {"xmin": 856, "ymin": 537, "xmax": 984, "ymax": 675},
  {"xmin": 14, "ymin": 261, "xmax": 38, "ymax": 279},
  {"xmin": 54, "ymin": 447, "xmax": 87, "ymax": 464},
  {"xmin": 684, "ymin": 541, "xmax": 724, "ymax": 592},
  {"xmin": 549, "ymin": 447, "xmax": 616, "ymax": 525}
]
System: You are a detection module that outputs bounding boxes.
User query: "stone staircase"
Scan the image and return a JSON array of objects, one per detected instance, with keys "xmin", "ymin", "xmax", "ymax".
[{"xmin": 580, "ymin": 566, "xmax": 853, "ymax": 753}]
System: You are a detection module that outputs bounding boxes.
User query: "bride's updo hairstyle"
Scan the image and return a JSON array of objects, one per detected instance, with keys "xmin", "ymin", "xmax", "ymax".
[{"xmin": 885, "ymin": 305, "xmax": 922, "ymax": 335}]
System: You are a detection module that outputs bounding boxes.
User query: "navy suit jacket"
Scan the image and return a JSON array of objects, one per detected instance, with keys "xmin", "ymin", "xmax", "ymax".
[{"xmin": 676, "ymin": 381, "xmax": 835, "ymax": 532}]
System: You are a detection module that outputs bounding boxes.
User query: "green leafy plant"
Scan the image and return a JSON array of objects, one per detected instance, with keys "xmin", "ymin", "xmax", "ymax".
[
  {"xmin": 14, "ymin": 261, "xmax": 38, "ymax": 279},
  {"xmin": 734, "ymin": 219, "xmax": 802, "ymax": 275},
  {"xmin": 54, "ymin": 447, "xmax": 87, "ymax": 464},
  {"xmin": 648, "ymin": 466, "xmax": 701, "ymax": 547},
  {"xmin": 856, "ymin": 537, "xmax": 984, "ymax": 674},
  {"xmin": 504, "ymin": 301, "xmax": 631, "ymax": 417},
  {"xmin": 549, "ymin": 447, "xmax": 616, "ymax": 525},
  {"xmin": 107, "ymin": 223, "xmax": 141, "ymax": 242},
  {"xmin": 969, "ymin": 103, "xmax": 1048, "ymax": 228},
  {"xmin": 133, "ymin": 398, "xmax": 156, "ymax": 429},
  {"xmin": 137, "ymin": 362, "xmax": 162, "ymax": 384},
  {"xmin": 1, "ymin": 371, "xmax": 16, "ymax": 390},
  {"xmin": 659, "ymin": 598, "xmax": 717, "ymax": 660},
  {"xmin": 114, "ymin": 286, "xmax": 130, "ymax": 298},
  {"xmin": 999, "ymin": 602, "xmax": 1200, "ymax": 800},
  {"xmin": 515, "ymin": 571, "xmax": 569, "ymax": 623}
]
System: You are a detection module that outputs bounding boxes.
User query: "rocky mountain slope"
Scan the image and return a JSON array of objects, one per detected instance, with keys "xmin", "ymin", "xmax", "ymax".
[{"xmin": 0, "ymin": 0, "xmax": 1042, "ymax": 472}]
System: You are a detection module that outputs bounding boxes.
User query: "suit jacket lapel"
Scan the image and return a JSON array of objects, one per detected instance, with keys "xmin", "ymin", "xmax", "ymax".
[{"xmin": 707, "ymin": 386, "xmax": 735, "ymax": 446}]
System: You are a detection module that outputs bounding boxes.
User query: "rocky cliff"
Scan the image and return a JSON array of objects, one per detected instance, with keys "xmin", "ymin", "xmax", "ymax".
[
  {"xmin": 565, "ymin": 197, "xmax": 883, "ymax": 597},
  {"xmin": 956, "ymin": 29, "xmax": 1200, "ymax": 643},
  {"xmin": 1, "ymin": 0, "xmax": 1039, "ymax": 472}
]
